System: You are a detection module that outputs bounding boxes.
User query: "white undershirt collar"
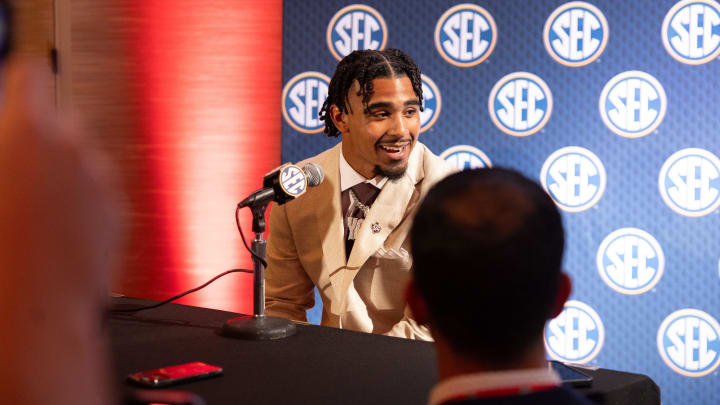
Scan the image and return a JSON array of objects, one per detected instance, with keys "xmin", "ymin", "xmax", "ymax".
[{"xmin": 339, "ymin": 149, "xmax": 389, "ymax": 191}]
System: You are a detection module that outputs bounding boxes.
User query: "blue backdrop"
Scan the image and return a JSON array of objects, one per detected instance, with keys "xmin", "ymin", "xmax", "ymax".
[{"xmin": 280, "ymin": 1, "xmax": 720, "ymax": 403}]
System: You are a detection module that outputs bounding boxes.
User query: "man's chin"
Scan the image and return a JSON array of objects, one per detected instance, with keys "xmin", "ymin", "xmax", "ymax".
[{"xmin": 375, "ymin": 164, "xmax": 407, "ymax": 180}]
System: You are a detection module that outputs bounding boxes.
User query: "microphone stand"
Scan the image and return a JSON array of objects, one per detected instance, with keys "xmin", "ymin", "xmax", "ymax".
[{"xmin": 221, "ymin": 202, "xmax": 297, "ymax": 340}]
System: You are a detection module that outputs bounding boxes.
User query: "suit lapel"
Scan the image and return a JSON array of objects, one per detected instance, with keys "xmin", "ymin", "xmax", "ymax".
[
  {"xmin": 332, "ymin": 144, "xmax": 427, "ymax": 312},
  {"xmin": 309, "ymin": 145, "xmax": 347, "ymax": 313}
]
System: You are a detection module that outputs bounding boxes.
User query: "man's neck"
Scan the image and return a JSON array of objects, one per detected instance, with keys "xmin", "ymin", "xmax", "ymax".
[
  {"xmin": 341, "ymin": 143, "xmax": 374, "ymax": 179},
  {"xmin": 435, "ymin": 337, "xmax": 547, "ymax": 381}
]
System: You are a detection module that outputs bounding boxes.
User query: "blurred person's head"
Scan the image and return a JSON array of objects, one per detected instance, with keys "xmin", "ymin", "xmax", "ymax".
[{"xmin": 407, "ymin": 168, "xmax": 571, "ymax": 373}]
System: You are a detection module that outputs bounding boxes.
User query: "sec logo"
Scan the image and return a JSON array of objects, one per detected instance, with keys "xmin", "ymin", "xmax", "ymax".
[
  {"xmin": 281, "ymin": 72, "xmax": 330, "ymax": 134},
  {"xmin": 658, "ymin": 148, "xmax": 720, "ymax": 217},
  {"xmin": 435, "ymin": 4, "xmax": 497, "ymax": 67},
  {"xmin": 544, "ymin": 1, "xmax": 609, "ymax": 67},
  {"xmin": 599, "ymin": 71, "xmax": 667, "ymax": 138},
  {"xmin": 658, "ymin": 309, "xmax": 720, "ymax": 377},
  {"xmin": 280, "ymin": 165, "xmax": 307, "ymax": 197},
  {"xmin": 545, "ymin": 300, "xmax": 605, "ymax": 364},
  {"xmin": 540, "ymin": 146, "xmax": 606, "ymax": 212},
  {"xmin": 596, "ymin": 228, "xmax": 664, "ymax": 295},
  {"xmin": 327, "ymin": 4, "xmax": 387, "ymax": 61},
  {"xmin": 420, "ymin": 74, "xmax": 442, "ymax": 133},
  {"xmin": 489, "ymin": 72, "xmax": 553, "ymax": 137},
  {"xmin": 439, "ymin": 145, "xmax": 492, "ymax": 170},
  {"xmin": 662, "ymin": 0, "xmax": 720, "ymax": 65}
]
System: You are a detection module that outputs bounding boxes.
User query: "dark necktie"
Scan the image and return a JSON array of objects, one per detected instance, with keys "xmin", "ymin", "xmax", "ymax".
[{"xmin": 341, "ymin": 182, "xmax": 381, "ymax": 260}]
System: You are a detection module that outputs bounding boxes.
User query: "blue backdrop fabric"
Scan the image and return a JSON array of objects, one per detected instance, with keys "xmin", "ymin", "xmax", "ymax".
[{"xmin": 280, "ymin": 2, "xmax": 720, "ymax": 403}]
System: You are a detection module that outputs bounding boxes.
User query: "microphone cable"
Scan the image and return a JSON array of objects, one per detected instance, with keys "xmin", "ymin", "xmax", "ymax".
[{"xmin": 109, "ymin": 204, "xmax": 265, "ymax": 313}]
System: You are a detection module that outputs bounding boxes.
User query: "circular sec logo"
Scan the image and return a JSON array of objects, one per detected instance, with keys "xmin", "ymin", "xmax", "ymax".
[
  {"xmin": 540, "ymin": 146, "xmax": 606, "ymax": 212},
  {"xmin": 280, "ymin": 165, "xmax": 307, "ymax": 197},
  {"xmin": 545, "ymin": 300, "xmax": 605, "ymax": 364},
  {"xmin": 281, "ymin": 72, "xmax": 330, "ymax": 134},
  {"xmin": 420, "ymin": 75, "xmax": 442, "ymax": 133},
  {"xmin": 544, "ymin": 2, "xmax": 609, "ymax": 67},
  {"xmin": 489, "ymin": 72, "xmax": 553, "ymax": 137},
  {"xmin": 658, "ymin": 309, "xmax": 720, "ymax": 377},
  {"xmin": 435, "ymin": 4, "xmax": 497, "ymax": 67},
  {"xmin": 440, "ymin": 145, "xmax": 492, "ymax": 171},
  {"xmin": 596, "ymin": 228, "xmax": 665, "ymax": 295},
  {"xmin": 327, "ymin": 4, "xmax": 387, "ymax": 61},
  {"xmin": 599, "ymin": 71, "xmax": 667, "ymax": 138},
  {"xmin": 658, "ymin": 148, "xmax": 720, "ymax": 217},
  {"xmin": 662, "ymin": 0, "xmax": 720, "ymax": 65}
]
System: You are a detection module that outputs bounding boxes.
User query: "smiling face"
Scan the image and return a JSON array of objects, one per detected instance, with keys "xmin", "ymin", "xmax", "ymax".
[{"xmin": 330, "ymin": 75, "xmax": 421, "ymax": 180}]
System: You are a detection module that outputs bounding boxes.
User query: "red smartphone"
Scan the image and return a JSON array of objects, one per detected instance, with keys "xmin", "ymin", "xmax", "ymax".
[{"xmin": 127, "ymin": 361, "xmax": 223, "ymax": 388}]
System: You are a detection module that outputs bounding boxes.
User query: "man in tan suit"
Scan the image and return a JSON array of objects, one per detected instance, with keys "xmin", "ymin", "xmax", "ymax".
[{"xmin": 265, "ymin": 49, "xmax": 454, "ymax": 339}]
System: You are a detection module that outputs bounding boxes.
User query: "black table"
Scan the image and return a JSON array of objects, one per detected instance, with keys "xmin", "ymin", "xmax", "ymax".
[{"xmin": 109, "ymin": 298, "xmax": 659, "ymax": 405}]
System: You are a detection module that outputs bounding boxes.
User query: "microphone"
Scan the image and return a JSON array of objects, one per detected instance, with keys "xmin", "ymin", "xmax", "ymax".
[{"xmin": 237, "ymin": 162, "xmax": 324, "ymax": 208}]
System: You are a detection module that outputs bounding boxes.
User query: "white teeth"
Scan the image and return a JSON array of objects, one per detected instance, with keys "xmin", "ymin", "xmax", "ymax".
[{"xmin": 380, "ymin": 145, "xmax": 404, "ymax": 153}]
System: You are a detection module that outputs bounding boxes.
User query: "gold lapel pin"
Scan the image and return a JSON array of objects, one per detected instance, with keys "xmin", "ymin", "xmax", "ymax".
[{"xmin": 371, "ymin": 222, "xmax": 381, "ymax": 234}]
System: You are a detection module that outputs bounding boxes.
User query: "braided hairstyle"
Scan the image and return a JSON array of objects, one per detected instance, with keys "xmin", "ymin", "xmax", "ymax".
[{"xmin": 318, "ymin": 48, "xmax": 423, "ymax": 138}]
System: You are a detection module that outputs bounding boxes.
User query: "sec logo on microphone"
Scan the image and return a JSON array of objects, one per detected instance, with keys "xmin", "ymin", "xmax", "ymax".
[
  {"xmin": 545, "ymin": 300, "xmax": 605, "ymax": 364},
  {"xmin": 540, "ymin": 146, "xmax": 606, "ymax": 212},
  {"xmin": 658, "ymin": 309, "xmax": 720, "ymax": 377},
  {"xmin": 489, "ymin": 72, "xmax": 553, "ymax": 137},
  {"xmin": 439, "ymin": 145, "xmax": 492, "ymax": 171},
  {"xmin": 327, "ymin": 4, "xmax": 387, "ymax": 61},
  {"xmin": 599, "ymin": 71, "xmax": 666, "ymax": 138},
  {"xmin": 282, "ymin": 72, "xmax": 330, "ymax": 134},
  {"xmin": 658, "ymin": 148, "xmax": 720, "ymax": 217},
  {"xmin": 279, "ymin": 165, "xmax": 307, "ymax": 197},
  {"xmin": 435, "ymin": 4, "xmax": 497, "ymax": 67},
  {"xmin": 662, "ymin": 0, "xmax": 720, "ymax": 65},
  {"xmin": 596, "ymin": 228, "xmax": 664, "ymax": 295},
  {"xmin": 544, "ymin": 1, "xmax": 609, "ymax": 67},
  {"xmin": 420, "ymin": 74, "xmax": 442, "ymax": 133}
]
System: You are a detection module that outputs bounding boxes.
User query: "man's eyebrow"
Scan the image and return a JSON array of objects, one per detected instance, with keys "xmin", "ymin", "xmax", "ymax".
[
  {"xmin": 365, "ymin": 99, "xmax": 421, "ymax": 111},
  {"xmin": 366, "ymin": 101, "xmax": 392, "ymax": 111}
]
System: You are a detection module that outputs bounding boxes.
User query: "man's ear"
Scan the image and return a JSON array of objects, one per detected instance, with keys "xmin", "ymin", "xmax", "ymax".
[
  {"xmin": 550, "ymin": 272, "xmax": 572, "ymax": 319},
  {"xmin": 329, "ymin": 105, "xmax": 348, "ymax": 134},
  {"xmin": 406, "ymin": 279, "xmax": 430, "ymax": 326}
]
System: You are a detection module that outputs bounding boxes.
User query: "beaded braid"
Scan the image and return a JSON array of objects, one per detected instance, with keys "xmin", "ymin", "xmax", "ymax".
[{"xmin": 318, "ymin": 48, "xmax": 424, "ymax": 138}]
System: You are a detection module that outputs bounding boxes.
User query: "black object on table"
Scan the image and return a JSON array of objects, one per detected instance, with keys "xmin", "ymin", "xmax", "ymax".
[{"xmin": 109, "ymin": 297, "xmax": 660, "ymax": 405}]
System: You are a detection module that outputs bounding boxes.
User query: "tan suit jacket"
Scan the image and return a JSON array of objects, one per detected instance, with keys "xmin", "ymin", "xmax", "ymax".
[{"xmin": 264, "ymin": 142, "xmax": 455, "ymax": 339}]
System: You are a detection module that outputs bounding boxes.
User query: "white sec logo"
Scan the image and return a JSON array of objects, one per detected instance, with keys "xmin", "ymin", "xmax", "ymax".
[
  {"xmin": 596, "ymin": 228, "xmax": 664, "ymax": 295},
  {"xmin": 540, "ymin": 146, "xmax": 606, "ymax": 212},
  {"xmin": 658, "ymin": 309, "xmax": 720, "ymax": 377},
  {"xmin": 326, "ymin": 4, "xmax": 388, "ymax": 61},
  {"xmin": 420, "ymin": 74, "xmax": 442, "ymax": 133},
  {"xmin": 658, "ymin": 148, "xmax": 720, "ymax": 217},
  {"xmin": 281, "ymin": 72, "xmax": 330, "ymax": 134},
  {"xmin": 435, "ymin": 4, "xmax": 497, "ymax": 67},
  {"xmin": 489, "ymin": 72, "xmax": 553, "ymax": 137},
  {"xmin": 545, "ymin": 300, "xmax": 605, "ymax": 364},
  {"xmin": 280, "ymin": 165, "xmax": 307, "ymax": 197},
  {"xmin": 599, "ymin": 71, "xmax": 667, "ymax": 138},
  {"xmin": 544, "ymin": 1, "xmax": 609, "ymax": 67},
  {"xmin": 662, "ymin": 0, "xmax": 720, "ymax": 65},
  {"xmin": 440, "ymin": 145, "xmax": 492, "ymax": 171}
]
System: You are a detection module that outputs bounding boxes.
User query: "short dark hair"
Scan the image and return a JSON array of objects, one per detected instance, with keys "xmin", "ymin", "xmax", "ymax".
[
  {"xmin": 410, "ymin": 168, "xmax": 565, "ymax": 365},
  {"xmin": 318, "ymin": 48, "xmax": 423, "ymax": 138}
]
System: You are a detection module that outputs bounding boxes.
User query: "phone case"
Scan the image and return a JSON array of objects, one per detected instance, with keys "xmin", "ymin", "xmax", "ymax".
[{"xmin": 127, "ymin": 361, "xmax": 223, "ymax": 388}]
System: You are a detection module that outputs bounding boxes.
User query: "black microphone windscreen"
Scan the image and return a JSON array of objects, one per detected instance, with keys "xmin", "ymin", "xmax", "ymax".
[{"xmin": 302, "ymin": 163, "xmax": 324, "ymax": 187}]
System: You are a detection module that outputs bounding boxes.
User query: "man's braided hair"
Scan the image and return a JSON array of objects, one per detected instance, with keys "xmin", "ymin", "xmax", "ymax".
[{"xmin": 318, "ymin": 48, "xmax": 423, "ymax": 138}]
